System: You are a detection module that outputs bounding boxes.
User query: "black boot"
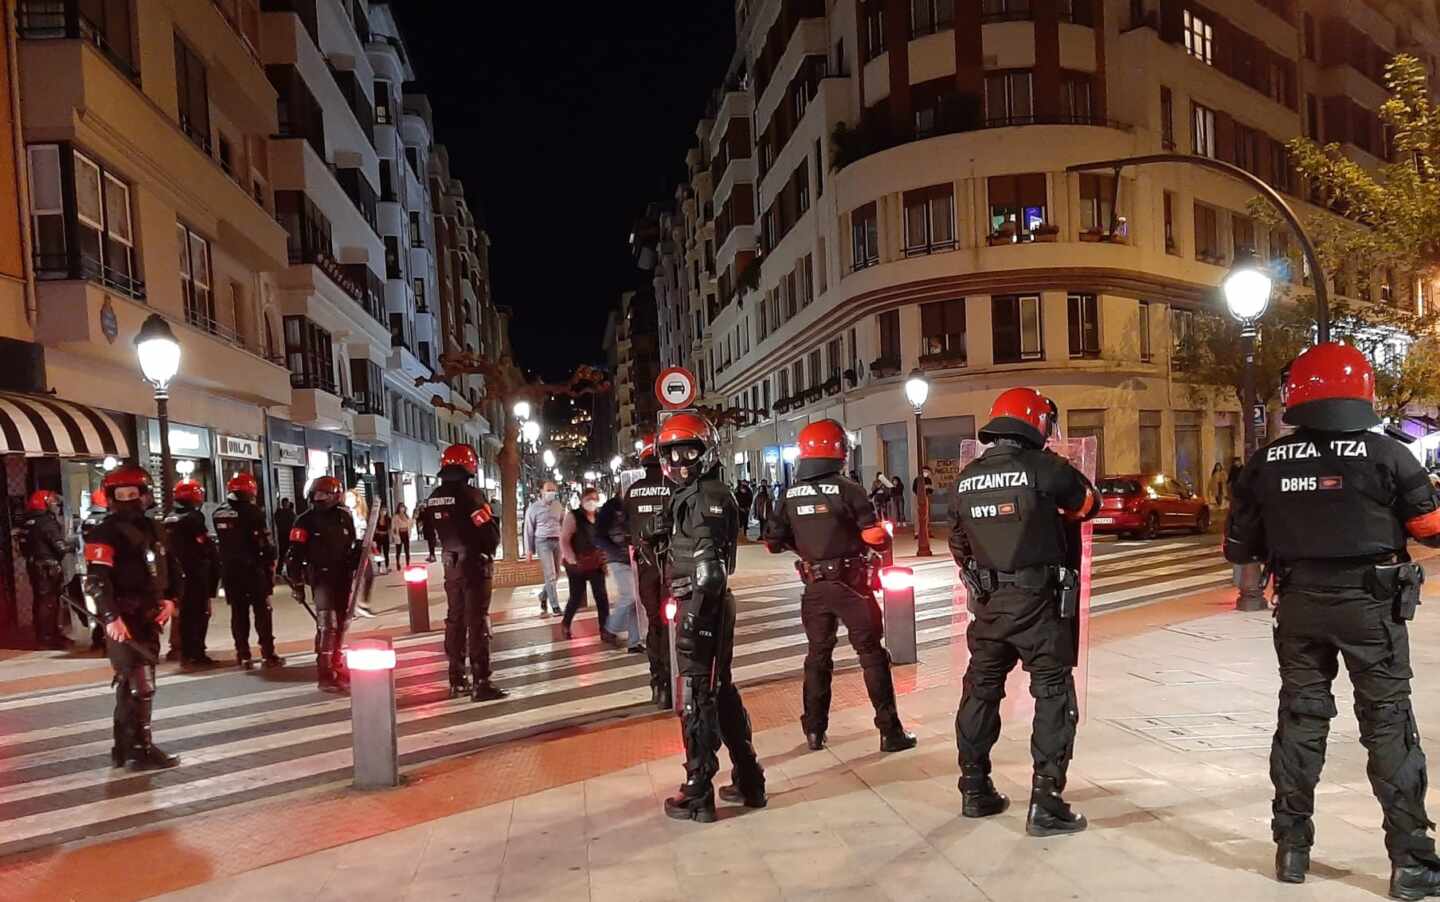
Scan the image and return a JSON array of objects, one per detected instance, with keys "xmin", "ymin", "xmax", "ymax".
[
  {"xmin": 959, "ymin": 766, "xmax": 1009, "ymax": 818},
  {"xmin": 127, "ymin": 699, "xmax": 179, "ymax": 771},
  {"xmin": 1025, "ymin": 775, "xmax": 1087, "ymax": 836},
  {"xmin": 880, "ymin": 726, "xmax": 918, "ymax": 753},
  {"xmin": 473, "ymin": 681, "xmax": 507, "ymax": 702},
  {"xmin": 1391, "ymin": 863, "xmax": 1440, "ymax": 901},
  {"xmin": 1275, "ymin": 846, "xmax": 1309, "ymax": 884},
  {"xmin": 448, "ymin": 674, "xmax": 471, "ymax": 699},
  {"xmin": 664, "ymin": 787, "xmax": 717, "ymax": 822},
  {"xmin": 718, "ymin": 782, "xmax": 768, "ymax": 808},
  {"xmin": 237, "ymin": 655, "xmax": 254, "ymax": 671},
  {"xmin": 806, "ymin": 731, "xmax": 826, "ymax": 751},
  {"xmin": 657, "ymin": 683, "xmax": 673, "ymax": 710}
]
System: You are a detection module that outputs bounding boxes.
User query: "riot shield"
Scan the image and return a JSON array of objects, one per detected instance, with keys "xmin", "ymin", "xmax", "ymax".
[{"xmin": 954, "ymin": 435, "xmax": 1096, "ymax": 720}]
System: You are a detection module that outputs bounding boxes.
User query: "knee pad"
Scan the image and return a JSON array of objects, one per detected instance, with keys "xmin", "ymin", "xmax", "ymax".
[
  {"xmin": 857, "ymin": 647, "xmax": 892, "ymax": 671},
  {"xmin": 1355, "ymin": 697, "xmax": 1410, "ymax": 729},
  {"xmin": 1031, "ymin": 671, "xmax": 1075, "ymax": 700},
  {"xmin": 962, "ymin": 672, "xmax": 1006, "ymax": 703},
  {"xmin": 1280, "ymin": 690, "xmax": 1338, "ymax": 721},
  {"xmin": 128, "ymin": 666, "xmax": 156, "ymax": 701}
]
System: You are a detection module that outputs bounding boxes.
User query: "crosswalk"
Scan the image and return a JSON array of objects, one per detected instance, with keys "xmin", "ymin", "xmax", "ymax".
[{"xmin": 0, "ymin": 536, "xmax": 1231, "ymax": 856}]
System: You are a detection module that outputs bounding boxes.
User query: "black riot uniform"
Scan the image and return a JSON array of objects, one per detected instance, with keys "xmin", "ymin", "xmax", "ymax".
[
  {"xmin": 1225, "ymin": 341, "xmax": 1440, "ymax": 897},
  {"xmin": 285, "ymin": 479, "xmax": 358, "ymax": 692},
  {"xmin": 763, "ymin": 420, "xmax": 916, "ymax": 752},
  {"xmin": 164, "ymin": 497, "xmax": 220, "ymax": 666},
  {"xmin": 622, "ymin": 459, "xmax": 672, "ymax": 708},
  {"xmin": 949, "ymin": 388, "xmax": 1098, "ymax": 835},
  {"xmin": 84, "ymin": 468, "xmax": 181, "ymax": 771},
  {"xmin": 20, "ymin": 494, "xmax": 67, "ymax": 647},
  {"xmin": 419, "ymin": 450, "xmax": 506, "ymax": 702},
  {"xmin": 657, "ymin": 414, "xmax": 765, "ymax": 822},
  {"xmin": 213, "ymin": 492, "xmax": 281, "ymax": 667},
  {"xmin": 79, "ymin": 496, "xmax": 109, "ymax": 650}
]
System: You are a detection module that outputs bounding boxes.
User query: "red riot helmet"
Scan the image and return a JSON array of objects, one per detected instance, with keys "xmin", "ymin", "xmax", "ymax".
[
  {"xmin": 1282, "ymin": 341, "xmax": 1380, "ymax": 432},
  {"xmin": 657, "ymin": 413, "xmax": 719, "ymax": 485},
  {"xmin": 308, "ymin": 475, "xmax": 344, "ymax": 509},
  {"xmin": 101, "ymin": 465, "xmax": 154, "ymax": 508},
  {"xmin": 639, "ymin": 433, "xmax": 657, "ymax": 465},
  {"xmin": 798, "ymin": 420, "xmax": 848, "ymax": 460},
  {"xmin": 173, "ymin": 480, "xmax": 205, "ymax": 506},
  {"xmin": 26, "ymin": 490, "xmax": 58, "ymax": 513},
  {"xmin": 440, "ymin": 443, "xmax": 479, "ymax": 477},
  {"xmin": 979, "ymin": 387, "xmax": 1058, "ymax": 448},
  {"xmin": 90, "ymin": 487, "xmax": 108, "ymax": 510},
  {"xmin": 227, "ymin": 472, "xmax": 259, "ymax": 499}
]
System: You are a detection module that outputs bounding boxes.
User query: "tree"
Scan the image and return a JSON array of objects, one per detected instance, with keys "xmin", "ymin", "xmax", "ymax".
[
  {"xmin": 418, "ymin": 353, "xmax": 610, "ymax": 561},
  {"xmin": 1175, "ymin": 298, "xmax": 1317, "ymax": 412}
]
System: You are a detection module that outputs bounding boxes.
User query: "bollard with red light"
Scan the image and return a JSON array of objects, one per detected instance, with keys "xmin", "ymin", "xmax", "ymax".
[
  {"xmin": 878, "ymin": 566, "xmax": 917, "ymax": 665},
  {"xmin": 344, "ymin": 637, "xmax": 399, "ymax": 789},
  {"xmin": 403, "ymin": 566, "xmax": 430, "ymax": 633},
  {"xmin": 663, "ymin": 597, "xmax": 680, "ymax": 714}
]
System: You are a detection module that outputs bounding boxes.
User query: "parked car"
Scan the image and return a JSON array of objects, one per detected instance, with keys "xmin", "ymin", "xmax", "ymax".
[{"xmin": 1093, "ymin": 473, "xmax": 1210, "ymax": 539}]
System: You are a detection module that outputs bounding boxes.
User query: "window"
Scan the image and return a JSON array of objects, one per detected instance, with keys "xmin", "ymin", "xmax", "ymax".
[
  {"xmin": 1233, "ymin": 124, "xmax": 1257, "ymax": 174},
  {"xmin": 1059, "ymin": 75, "xmax": 1092, "ymax": 122},
  {"xmin": 276, "ymin": 191, "xmax": 332, "ymax": 265},
  {"xmin": 409, "ymin": 211, "xmax": 423, "ymax": 247},
  {"xmin": 1139, "ymin": 411, "xmax": 1162, "ymax": 473},
  {"xmin": 984, "ymin": 71, "xmax": 1033, "ymax": 125},
  {"xmin": 988, "ymin": 173, "xmax": 1047, "ymax": 241},
  {"xmin": 808, "ymin": 349, "xmax": 823, "ymax": 386},
  {"xmin": 1193, "ymin": 203, "xmax": 1220, "ymax": 261},
  {"xmin": 777, "ymin": 368, "xmax": 790, "ymax": 400},
  {"xmin": 385, "ymin": 236, "xmax": 402, "ymax": 279},
  {"xmin": 173, "ymin": 36, "xmax": 210, "ymax": 152},
  {"xmin": 1302, "ymin": 12, "xmax": 1316, "ymax": 60},
  {"xmin": 1232, "ymin": 213, "xmax": 1255, "ymax": 258},
  {"xmin": 920, "ymin": 298, "xmax": 967, "ymax": 363},
  {"xmin": 28, "ymin": 145, "xmax": 142, "ymax": 297},
  {"xmin": 1192, "ymin": 103, "xmax": 1216, "ymax": 158},
  {"xmin": 798, "ymin": 164, "xmax": 811, "ymax": 214},
  {"xmin": 414, "ymin": 277, "xmax": 427, "ymax": 310},
  {"xmin": 792, "ymin": 360, "xmax": 805, "ymax": 394},
  {"xmin": 1163, "ymin": 191, "xmax": 1178, "ymax": 254},
  {"xmin": 349, "ymin": 359, "xmax": 384, "ymax": 415},
  {"xmin": 815, "ymin": 139, "xmax": 824, "ymax": 197},
  {"xmin": 851, "ymin": 203, "xmax": 879, "ymax": 269},
  {"xmin": 1269, "ymin": 140, "xmax": 1292, "ymax": 192},
  {"xmin": 1138, "ymin": 301, "xmax": 1153, "ymax": 362},
  {"xmin": 1183, "ymin": 9, "xmax": 1213, "ymax": 64},
  {"xmin": 177, "ymin": 223, "xmax": 214, "ymax": 332},
  {"xmin": 863, "ymin": 2, "xmax": 886, "ymax": 61},
  {"xmin": 982, "ymin": 0, "xmax": 1032, "ymax": 20},
  {"xmin": 903, "ymin": 184, "xmax": 955, "ymax": 255},
  {"xmin": 379, "ymin": 160, "xmax": 395, "ymax": 202},
  {"xmin": 792, "ymin": 82, "xmax": 808, "ymax": 121},
  {"xmin": 374, "ymin": 80, "xmax": 392, "ymax": 124},
  {"xmin": 877, "ymin": 309, "xmax": 901, "ymax": 365},
  {"xmin": 1068, "ymin": 410, "xmax": 1106, "ymax": 474},
  {"xmin": 911, "ymin": 0, "xmax": 955, "ymax": 36},
  {"xmin": 218, "ymin": 134, "xmax": 235, "ymax": 176},
  {"xmin": 785, "ymin": 271, "xmax": 798, "ymax": 318},
  {"xmin": 405, "ymin": 146, "xmax": 420, "ymax": 176},
  {"xmin": 763, "ymin": 379, "xmax": 771, "ymax": 411},
  {"xmin": 1067, "ymin": 293, "xmax": 1100, "ymax": 358},
  {"xmin": 283, "ymin": 316, "xmax": 336, "ymax": 392},
  {"xmin": 1171, "ymin": 308, "xmax": 1195, "ymax": 356},
  {"xmin": 1079, "ymin": 174, "xmax": 1115, "ymax": 235},
  {"xmin": 798, "ymin": 255, "xmax": 814, "ymax": 306},
  {"xmin": 1160, "ymin": 86, "xmax": 1174, "ymax": 149},
  {"xmin": 826, "ymin": 337, "xmax": 843, "ymax": 380},
  {"xmin": 19, "ymin": 0, "xmax": 138, "ymax": 76},
  {"xmin": 389, "ymin": 312, "xmax": 410, "ymax": 350},
  {"xmin": 992, "ymin": 295, "xmax": 1044, "ymax": 363}
]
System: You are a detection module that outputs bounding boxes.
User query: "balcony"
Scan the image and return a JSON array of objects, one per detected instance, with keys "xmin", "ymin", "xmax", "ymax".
[
  {"xmin": 832, "ymin": 111, "xmax": 1129, "ymax": 171},
  {"xmin": 18, "ymin": 0, "xmax": 139, "ymax": 82},
  {"xmin": 341, "ymin": 263, "xmax": 386, "ymax": 325},
  {"xmin": 34, "ymin": 251, "xmax": 144, "ymax": 301},
  {"xmin": 351, "ymin": 413, "xmax": 391, "ymax": 445},
  {"xmin": 290, "ymin": 385, "xmax": 348, "ymax": 431}
]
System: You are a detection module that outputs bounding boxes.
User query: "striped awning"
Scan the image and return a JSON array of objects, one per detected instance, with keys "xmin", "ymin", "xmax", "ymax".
[{"xmin": 0, "ymin": 392, "xmax": 131, "ymax": 458}]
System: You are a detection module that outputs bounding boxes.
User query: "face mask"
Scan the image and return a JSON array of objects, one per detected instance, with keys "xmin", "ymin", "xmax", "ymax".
[
  {"xmin": 542, "ymin": 491, "xmax": 557, "ymax": 502},
  {"xmin": 582, "ymin": 500, "xmax": 599, "ymax": 513}
]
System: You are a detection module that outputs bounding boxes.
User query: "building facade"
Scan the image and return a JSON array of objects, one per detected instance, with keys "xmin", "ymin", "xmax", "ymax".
[{"xmin": 658, "ymin": 0, "xmax": 1440, "ymax": 521}]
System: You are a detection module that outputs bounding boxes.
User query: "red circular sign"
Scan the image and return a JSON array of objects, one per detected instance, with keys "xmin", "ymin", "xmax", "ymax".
[{"xmin": 655, "ymin": 367, "xmax": 697, "ymax": 410}]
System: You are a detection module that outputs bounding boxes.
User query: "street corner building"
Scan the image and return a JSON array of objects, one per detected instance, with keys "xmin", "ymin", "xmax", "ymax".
[
  {"xmin": 631, "ymin": 0, "xmax": 1440, "ymax": 523},
  {"xmin": 0, "ymin": 0, "xmax": 514, "ymax": 640}
]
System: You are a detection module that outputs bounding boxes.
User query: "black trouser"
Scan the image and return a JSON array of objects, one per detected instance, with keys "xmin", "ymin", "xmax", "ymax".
[
  {"xmin": 396, "ymin": 534, "xmax": 411, "ymax": 567},
  {"xmin": 800, "ymin": 575, "xmax": 900, "ymax": 735},
  {"xmin": 178, "ymin": 584, "xmax": 210, "ymax": 660},
  {"xmin": 676, "ymin": 589, "xmax": 764, "ymax": 798},
  {"xmin": 956, "ymin": 584, "xmax": 1078, "ymax": 786},
  {"xmin": 225, "ymin": 572, "xmax": 276, "ymax": 659},
  {"xmin": 1271, "ymin": 587, "xmax": 1438, "ymax": 867},
  {"xmin": 443, "ymin": 551, "xmax": 494, "ymax": 683},
  {"xmin": 636, "ymin": 558, "xmax": 670, "ymax": 689},
  {"xmin": 107, "ymin": 613, "xmax": 161, "ymax": 756},
  {"xmin": 312, "ymin": 579, "xmax": 350, "ymax": 685},
  {"xmin": 377, "ymin": 537, "xmax": 391, "ymax": 569},
  {"xmin": 27, "ymin": 560, "xmax": 62, "ymax": 644},
  {"xmin": 562, "ymin": 566, "xmax": 610, "ymax": 632}
]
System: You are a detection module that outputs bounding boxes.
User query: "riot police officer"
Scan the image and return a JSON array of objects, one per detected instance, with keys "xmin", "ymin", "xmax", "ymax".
[
  {"xmin": 165, "ymin": 480, "xmax": 220, "ymax": 667},
  {"xmin": 763, "ymin": 419, "xmax": 917, "ymax": 753},
  {"xmin": 213, "ymin": 473, "xmax": 283, "ymax": 669},
  {"xmin": 656, "ymin": 413, "xmax": 765, "ymax": 821},
  {"xmin": 80, "ymin": 487, "xmax": 109, "ymax": 651},
  {"xmin": 285, "ymin": 476, "xmax": 359, "ymax": 692},
  {"xmin": 419, "ymin": 443, "xmax": 506, "ymax": 702},
  {"xmin": 19, "ymin": 490, "xmax": 67, "ymax": 648},
  {"xmin": 949, "ymin": 388, "xmax": 1099, "ymax": 835},
  {"xmin": 622, "ymin": 433, "xmax": 672, "ymax": 709},
  {"xmin": 1226, "ymin": 342, "xmax": 1440, "ymax": 898},
  {"xmin": 84, "ymin": 465, "xmax": 180, "ymax": 770}
]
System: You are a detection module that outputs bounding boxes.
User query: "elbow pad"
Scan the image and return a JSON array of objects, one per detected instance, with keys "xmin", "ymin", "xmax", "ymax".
[
  {"xmin": 83, "ymin": 568, "xmax": 115, "ymax": 621},
  {"xmin": 1222, "ymin": 531, "xmax": 1265, "ymax": 565},
  {"xmin": 947, "ymin": 528, "xmax": 971, "ymax": 566}
]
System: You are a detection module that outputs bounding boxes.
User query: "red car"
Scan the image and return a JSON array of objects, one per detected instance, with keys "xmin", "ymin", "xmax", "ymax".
[{"xmin": 1092, "ymin": 473, "xmax": 1211, "ymax": 539}]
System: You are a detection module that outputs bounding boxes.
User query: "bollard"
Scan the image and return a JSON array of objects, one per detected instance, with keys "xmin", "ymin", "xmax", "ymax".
[
  {"xmin": 403, "ymin": 566, "xmax": 430, "ymax": 632},
  {"xmin": 664, "ymin": 596, "xmax": 680, "ymax": 715},
  {"xmin": 345, "ymin": 638, "xmax": 399, "ymax": 789},
  {"xmin": 879, "ymin": 566, "xmax": 918, "ymax": 665}
]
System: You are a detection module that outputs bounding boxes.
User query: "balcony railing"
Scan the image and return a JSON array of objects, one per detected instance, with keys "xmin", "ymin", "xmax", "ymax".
[
  {"xmin": 34, "ymin": 252, "xmax": 146, "ymax": 300},
  {"xmin": 18, "ymin": 0, "xmax": 140, "ymax": 82},
  {"xmin": 342, "ymin": 263, "xmax": 386, "ymax": 326},
  {"xmin": 834, "ymin": 109, "xmax": 1128, "ymax": 170},
  {"xmin": 290, "ymin": 371, "xmax": 337, "ymax": 394}
]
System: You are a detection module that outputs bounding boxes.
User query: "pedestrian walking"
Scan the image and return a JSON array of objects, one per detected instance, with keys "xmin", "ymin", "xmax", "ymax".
[
  {"xmin": 870, "ymin": 475, "xmax": 891, "ymax": 521},
  {"xmin": 625, "ymin": 434, "xmax": 673, "ymax": 709},
  {"xmin": 285, "ymin": 476, "xmax": 359, "ymax": 693},
  {"xmin": 419, "ymin": 444, "xmax": 506, "ymax": 701},
  {"xmin": 524, "ymin": 480, "xmax": 565, "ymax": 615},
  {"xmin": 890, "ymin": 473, "xmax": 907, "ymax": 524},
  {"xmin": 84, "ymin": 465, "xmax": 180, "ymax": 770},
  {"xmin": 273, "ymin": 497, "xmax": 295, "ymax": 568},
  {"xmin": 422, "ymin": 514, "xmax": 437, "ymax": 562},
  {"xmin": 18, "ymin": 490, "xmax": 67, "ymax": 648},
  {"xmin": 164, "ymin": 480, "xmax": 220, "ymax": 668},
  {"xmin": 752, "ymin": 479, "xmax": 773, "ymax": 526},
  {"xmin": 595, "ymin": 494, "xmax": 644, "ymax": 652},
  {"xmin": 560, "ymin": 487, "xmax": 613, "ymax": 643},
  {"xmin": 735, "ymin": 479, "xmax": 754, "ymax": 532},
  {"xmin": 374, "ymin": 506, "xmax": 392, "ymax": 574},
  {"xmin": 949, "ymin": 387, "xmax": 1100, "ymax": 835},
  {"xmin": 1226, "ymin": 342, "xmax": 1440, "ymax": 896},
  {"xmin": 765, "ymin": 419, "xmax": 917, "ymax": 754},
  {"xmin": 391, "ymin": 503, "xmax": 414, "ymax": 568},
  {"xmin": 213, "ymin": 473, "xmax": 282, "ymax": 669},
  {"xmin": 1208, "ymin": 462, "xmax": 1226, "ymax": 507}
]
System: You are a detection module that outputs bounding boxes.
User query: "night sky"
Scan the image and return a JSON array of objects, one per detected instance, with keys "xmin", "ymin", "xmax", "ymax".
[{"xmin": 397, "ymin": 3, "xmax": 737, "ymax": 382}]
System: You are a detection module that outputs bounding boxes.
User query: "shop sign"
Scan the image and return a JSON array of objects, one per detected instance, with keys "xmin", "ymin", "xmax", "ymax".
[
  {"xmin": 99, "ymin": 297, "xmax": 118, "ymax": 343},
  {"xmin": 218, "ymin": 434, "xmax": 261, "ymax": 460},
  {"xmin": 147, "ymin": 420, "xmax": 210, "ymax": 457},
  {"xmin": 272, "ymin": 441, "xmax": 306, "ymax": 467}
]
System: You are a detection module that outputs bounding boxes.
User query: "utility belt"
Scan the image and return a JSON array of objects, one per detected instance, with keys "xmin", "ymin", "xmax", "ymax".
[
  {"xmin": 960, "ymin": 561, "xmax": 1081, "ymax": 619},
  {"xmin": 796, "ymin": 556, "xmax": 869, "ymax": 587},
  {"xmin": 1275, "ymin": 558, "xmax": 1425, "ymax": 622}
]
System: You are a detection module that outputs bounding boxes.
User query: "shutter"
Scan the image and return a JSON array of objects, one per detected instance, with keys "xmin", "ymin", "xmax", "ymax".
[
  {"xmin": 274, "ymin": 466, "xmax": 296, "ymax": 505},
  {"xmin": 1214, "ymin": 112, "xmax": 1234, "ymax": 163},
  {"xmin": 1159, "ymin": 0, "xmax": 1183, "ymax": 43}
]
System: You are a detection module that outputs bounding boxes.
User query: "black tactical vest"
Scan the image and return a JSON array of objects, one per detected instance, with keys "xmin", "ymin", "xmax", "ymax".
[
  {"xmin": 779, "ymin": 476, "xmax": 869, "ymax": 562},
  {"xmin": 953, "ymin": 445, "xmax": 1068, "ymax": 572}
]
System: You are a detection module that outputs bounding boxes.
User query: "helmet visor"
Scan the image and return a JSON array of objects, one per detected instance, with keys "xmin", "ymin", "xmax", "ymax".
[{"xmin": 111, "ymin": 486, "xmax": 143, "ymax": 503}]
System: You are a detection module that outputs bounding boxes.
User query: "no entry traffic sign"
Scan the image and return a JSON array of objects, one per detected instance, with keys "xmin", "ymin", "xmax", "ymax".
[{"xmin": 655, "ymin": 367, "xmax": 697, "ymax": 410}]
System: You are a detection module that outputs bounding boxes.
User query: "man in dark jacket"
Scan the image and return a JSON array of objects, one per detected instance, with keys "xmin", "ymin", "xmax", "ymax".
[
  {"xmin": 19, "ymin": 490, "xmax": 67, "ymax": 647},
  {"xmin": 752, "ymin": 480, "xmax": 773, "ymax": 526},
  {"xmin": 165, "ymin": 480, "xmax": 221, "ymax": 667},
  {"xmin": 214, "ymin": 473, "xmax": 282, "ymax": 668},
  {"xmin": 285, "ymin": 476, "xmax": 359, "ymax": 692},
  {"xmin": 274, "ymin": 497, "xmax": 296, "ymax": 568}
]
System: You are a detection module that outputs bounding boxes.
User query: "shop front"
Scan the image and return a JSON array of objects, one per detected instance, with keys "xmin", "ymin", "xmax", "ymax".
[
  {"xmin": 142, "ymin": 419, "xmax": 217, "ymax": 514},
  {"xmin": 217, "ymin": 433, "xmax": 264, "ymax": 488}
]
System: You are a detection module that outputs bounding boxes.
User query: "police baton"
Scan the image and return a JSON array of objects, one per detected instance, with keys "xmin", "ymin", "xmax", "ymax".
[
  {"xmin": 60, "ymin": 594, "xmax": 159, "ymax": 665},
  {"xmin": 292, "ymin": 585, "xmax": 318, "ymax": 622}
]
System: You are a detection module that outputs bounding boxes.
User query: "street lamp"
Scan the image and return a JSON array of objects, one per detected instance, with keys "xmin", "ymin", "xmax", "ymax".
[
  {"xmin": 542, "ymin": 448, "xmax": 556, "ymax": 469},
  {"xmin": 513, "ymin": 400, "xmax": 531, "ymax": 421},
  {"xmin": 904, "ymin": 369, "xmax": 932, "ymax": 557},
  {"xmin": 521, "ymin": 419, "xmax": 541, "ymax": 446},
  {"xmin": 584, "ymin": 470, "xmax": 598, "ymax": 483},
  {"xmin": 634, "ymin": 438, "xmax": 644, "ymax": 453},
  {"xmin": 135, "ymin": 314, "xmax": 181, "ymax": 512},
  {"xmin": 609, "ymin": 455, "xmax": 622, "ymax": 473},
  {"xmin": 1224, "ymin": 252, "xmax": 1273, "ymax": 612}
]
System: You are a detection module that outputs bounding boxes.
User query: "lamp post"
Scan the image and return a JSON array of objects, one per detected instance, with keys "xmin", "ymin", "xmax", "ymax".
[
  {"xmin": 904, "ymin": 369, "xmax": 932, "ymax": 557},
  {"xmin": 134, "ymin": 314, "xmax": 181, "ymax": 512},
  {"xmin": 542, "ymin": 448, "xmax": 557, "ymax": 470},
  {"xmin": 513, "ymin": 400, "xmax": 532, "ymax": 422},
  {"xmin": 1223, "ymin": 253, "xmax": 1274, "ymax": 612}
]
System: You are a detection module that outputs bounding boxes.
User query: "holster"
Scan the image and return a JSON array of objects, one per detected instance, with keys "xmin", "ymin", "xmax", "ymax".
[
  {"xmin": 797, "ymin": 557, "xmax": 866, "ymax": 588},
  {"xmin": 1369, "ymin": 562, "xmax": 1425, "ymax": 623},
  {"xmin": 1055, "ymin": 566, "xmax": 1080, "ymax": 620},
  {"xmin": 959, "ymin": 559, "xmax": 996, "ymax": 613}
]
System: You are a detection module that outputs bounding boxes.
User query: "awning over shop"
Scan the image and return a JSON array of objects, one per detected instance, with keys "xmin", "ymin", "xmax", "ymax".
[{"xmin": 0, "ymin": 392, "xmax": 131, "ymax": 458}]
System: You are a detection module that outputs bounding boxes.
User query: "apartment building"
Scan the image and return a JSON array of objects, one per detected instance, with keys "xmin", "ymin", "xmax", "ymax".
[
  {"xmin": 611, "ymin": 289, "xmax": 662, "ymax": 455},
  {"xmin": 659, "ymin": 0, "xmax": 1440, "ymax": 523}
]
